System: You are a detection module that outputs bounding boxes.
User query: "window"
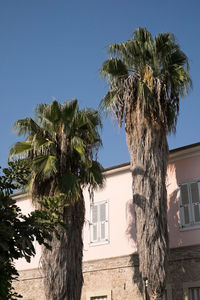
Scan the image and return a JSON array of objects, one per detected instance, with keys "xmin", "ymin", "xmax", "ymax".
[
  {"xmin": 90, "ymin": 200, "xmax": 108, "ymax": 244},
  {"xmin": 183, "ymin": 282, "xmax": 200, "ymax": 300},
  {"xmin": 189, "ymin": 287, "xmax": 200, "ymax": 300},
  {"xmin": 179, "ymin": 181, "xmax": 200, "ymax": 228},
  {"xmin": 162, "ymin": 290, "xmax": 167, "ymax": 300},
  {"xmin": 91, "ymin": 297, "xmax": 107, "ymax": 300},
  {"xmin": 86, "ymin": 290, "xmax": 111, "ymax": 300}
]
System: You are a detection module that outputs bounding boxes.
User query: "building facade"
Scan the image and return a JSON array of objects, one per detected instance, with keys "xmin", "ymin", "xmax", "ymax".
[{"xmin": 13, "ymin": 143, "xmax": 200, "ymax": 300}]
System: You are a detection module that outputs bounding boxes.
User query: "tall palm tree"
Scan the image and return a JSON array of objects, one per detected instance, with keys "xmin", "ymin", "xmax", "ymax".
[
  {"xmin": 100, "ymin": 28, "xmax": 191, "ymax": 300},
  {"xmin": 10, "ymin": 99, "xmax": 104, "ymax": 300}
]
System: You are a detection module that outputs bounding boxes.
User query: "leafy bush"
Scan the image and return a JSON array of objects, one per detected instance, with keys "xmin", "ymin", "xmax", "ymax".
[{"xmin": 0, "ymin": 162, "xmax": 64, "ymax": 299}]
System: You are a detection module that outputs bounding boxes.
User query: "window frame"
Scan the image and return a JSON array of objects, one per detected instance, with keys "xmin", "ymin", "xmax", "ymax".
[
  {"xmin": 89, "ymin": 200, "xmax": 109, "ymax": 246},
  {"xmin": 183, "ymin": 281, "xmax": 200, "ymax": 300},
  {"xmin": 179, "ymin": 180, "xmax": 200, "ymax": 230},
  {"xmin": 86, "ymin": 290, "xmax": 111, "ymax": 300}
]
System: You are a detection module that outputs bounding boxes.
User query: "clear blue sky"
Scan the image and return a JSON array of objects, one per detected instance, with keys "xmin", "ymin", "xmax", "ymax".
[{"xmin": 0, "ymin": 0, "xmax": 200, "ymax": 168}]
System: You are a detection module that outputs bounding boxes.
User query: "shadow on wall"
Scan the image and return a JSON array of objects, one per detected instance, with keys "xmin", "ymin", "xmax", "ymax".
[
  {"xmin": 125, "ymin": 197, "xmax": 144, "ymax": 297},
  {"xmin": 125, "ymin": 199, "xmax": 136, "ymax": 246},
  {"xmin": 125, "ymin": 162, "xmax": 185, "ymax": 298},
  {"xmin": 167, "ymin": 163, "xmax": 184, "ymax": 248}
]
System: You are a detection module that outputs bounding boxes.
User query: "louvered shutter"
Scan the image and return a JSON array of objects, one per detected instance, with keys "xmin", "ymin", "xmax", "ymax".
[
  {"xmin": 99, "ymin": 202, "xmax": 108, "ymax": 241},
  {"xmin": 180, "ymin": 184, "xmax": 191, "ymax": 226},
  {"xmin": 191, "ymin": 182, "xmax": 200, "ymax": 223},
  {"xmin": 189, "ymin": 287, "xmax": 200, "ymax": 300},
  {"xmin": 90, "ymin": 204, "xmax": 98, "ymax": 243},
  {"xmin": 90, "ymin": 201, "xmax": 108, "ymax": 244},
  {"xmin": 162, "ymin": 290, "xmax": 167, "ymax": 300}
]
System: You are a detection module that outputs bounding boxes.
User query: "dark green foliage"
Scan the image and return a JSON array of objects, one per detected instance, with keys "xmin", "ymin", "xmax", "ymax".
[
  {"xmin": 10, "ymin": 100, "xmax": 104, "ymax": 201},
  {"xmin": 9, "ymin": 99, "xmax": 104, "ymax": 300},
  {"xmin": 0, "ymin": 162, "xmax": 63, "ymax": 299}
]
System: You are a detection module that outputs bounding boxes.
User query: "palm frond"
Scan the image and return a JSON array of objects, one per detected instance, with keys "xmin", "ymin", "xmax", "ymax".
[
  {"xmin": 32, "ymin": 155, "xmax": 58, "ymax": 179},
  {"xmin": 133, "ymin": 27, "xmax": 153, "ymax": 44},
  {"xmin": 58, "ymin": 172, "xmax": 81, "ymax": 201},
  {"xmin": 43, "ymin": 100, "xmax": 62, "ymax": 124},
  {"xmin": 99, "ymin": 89, "xmax": 118, "ymax": 111},
  {"xmin": 81, "ymin": 160, "xmax": 104, "ymax": 188},
  {"xmin": 73, "ymin": 110, "xmax": 100, "ymax": 144},
  {"xmin": 10, "ymin": 99, "xmax": 103, "ymax": 210},
  {"xmin": 36, "ymin": 101, "xmax": 62, "ymax": 135},
  {"xmin": 13, "ymin": 118, "xmax": 43, "ymax": 137},
  {"xmin": 101, "ymin": 58, "xmax": 128, "ymax": 79},
  {"xmin": 101, "ymin": 27, "xmax": 192, "ymax": 132},
  {"xmin": 83, "ymin": 108, "xmax": 102, "ymax": 129},
  {"xmin": 108, "ymin": 42, "xmax": 134, "ymax": 68},
  {"xmin": 71, "ymin": 136, "xmax": 86, "ymax": 161},
  {"xmin": 9, "ymin": 142, "xmax": 32, "ymax": 159},
  {"xmin": 32, "ymin": 134, "xmax": 52, "ymax": 148},
  {"xmin": 62, "ymin": 99, "xmax": 78, "ymax": 123}
]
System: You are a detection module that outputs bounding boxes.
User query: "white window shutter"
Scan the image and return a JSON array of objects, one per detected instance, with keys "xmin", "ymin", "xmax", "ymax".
[
  {"xmin": 92, "ymin": 224, "xmax": 98, "ymax": 242},
  {"xmin": 100, "ymin": 202, "xmax": 106, "ymax": 222},
  {"xmin": 100, "ymin": 202, "xmax": 106, "ymax": 240},
  {"xmin": 191, "ymin": 182, "xmax": 200, "ymax": 203},
  {"xmin": 191, "ymin": 182, "xmax": 200, "ymax": 223},
  {"xmin": 193, "ymin": 203, "xmax": 200, "ymax": 223},
  {"xmin": 101, "ymin": 222, "xmax": 105, "ymax": 240},
  {"xmin": 105, "ymin": 201, "xmax": 108, "ymax": 240},
  {"xmin": 179, "ymin": 184, "xmax": 191, "ymax": 226},
  {"xmin": 92, "ymin": 205, "xmax": 98, "ymax": 223},
  {"xmin": 90, "ymin": 201, "xmax": 108, "ymax": 244},
  {"xmin": 180, "ymin": 184, "xmax": 189, "ymax": 205},
  {"xmin": 99, "ymin": 202, "xmax": 108, "ymax": 241},
  {"xmin": 191, "ymin": 183, "xmax": 200, "ymax": 223},
  {"xmin": 90, "ymin": 205, "xmax": 98, "ymax": 243}
]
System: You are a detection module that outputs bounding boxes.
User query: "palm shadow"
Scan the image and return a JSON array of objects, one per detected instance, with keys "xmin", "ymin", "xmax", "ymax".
[
  {"xmin": 126, "ymin": 166, "xmax": 154, "ymax": 298},
  {"xmin": 127, "ymin": 162, "xmax": 186, "ymax": 298},
  {"xmin": 126, "ymin": 165, "xmax": 178, "ymax": 299}
]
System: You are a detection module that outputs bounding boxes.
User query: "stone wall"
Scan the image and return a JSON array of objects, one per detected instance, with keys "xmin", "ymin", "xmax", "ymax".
[
  {"xmin": 13, "ymin": 244, "xmax": 200, "ymax": 300},
  {"xmin": 82, "ymin": 254, "xmax": 142, "ymax": 300},
  {"xmin": 12, "ymin": 269, "xmax": 46, "ymax": 300},
  {"xmin": 167, "ymin": 244, "xmax": 200, "ymax": 300}
]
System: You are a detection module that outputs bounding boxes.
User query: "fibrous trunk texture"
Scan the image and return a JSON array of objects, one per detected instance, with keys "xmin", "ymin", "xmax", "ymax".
[
  {"xmin": 126, "ymin": 106, "xmax": 169, "ymax": 300},
  {"xmin": 42, "ymin": 196, "xmax": 85, "ymax": 300}
]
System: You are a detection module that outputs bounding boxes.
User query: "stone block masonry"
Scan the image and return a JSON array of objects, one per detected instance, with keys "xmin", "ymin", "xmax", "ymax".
[
  {"xmin": 12, "ymin": 269, "xmax": 46, "ymax": 300},
  {"xmin": 13, "ymin": 244, "xmax": 200, "ymax": 300}
]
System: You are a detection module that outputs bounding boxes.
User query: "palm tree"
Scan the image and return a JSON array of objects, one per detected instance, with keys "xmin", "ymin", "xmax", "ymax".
[
  {"xmin": 100, "ymin": 28, "xmax": 191, "ymax": 300},
  {"xmin": 10, "ymin": 99, "xmax": 104, "ymax": 300}
]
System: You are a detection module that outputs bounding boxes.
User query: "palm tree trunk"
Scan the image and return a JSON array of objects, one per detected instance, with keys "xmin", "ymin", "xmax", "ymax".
[
  {"xmin": 42, "ymin": 195, "xmax": 85, "ymax": 300},
  {"xmin": 126, "ymin": 108, "xmax": 169, "ymax": 299}
]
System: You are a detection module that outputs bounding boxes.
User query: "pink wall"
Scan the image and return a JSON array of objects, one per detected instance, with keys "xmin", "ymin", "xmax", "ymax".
[
  {"xmin": 83, "ymin": 155, "xmax": 200, "ymax": 261},
  {"xmin": 167, "ymin": 156, "xmax": 200, "ymax": 248},
  {"xmin": 83, "ymin": 169, "xmax": 136, "ymax": 261},
  {"xmin": 15, "ymin": 152, "xmax": 200, "ymax": 270},
  {"xmin": 14, "ymin": 195, "xmax": 42, "ymax": 271}
]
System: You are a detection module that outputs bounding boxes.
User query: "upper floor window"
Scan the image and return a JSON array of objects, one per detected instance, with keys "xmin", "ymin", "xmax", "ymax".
[
  {"xmin": 189, "ymin": 287, "xmax": 200, "ymax": 300},
  {"xmin": 183, "ymin": 281, "xmax": 200, "ymax": 300},
  {"xmin": 90, "ymin": 200, "xmax": 108, "ymax": 245},
  {"xmin": 179, "ymin": 181, "xmax": 200, "ymax": 228}
]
